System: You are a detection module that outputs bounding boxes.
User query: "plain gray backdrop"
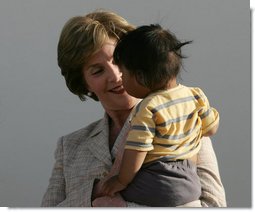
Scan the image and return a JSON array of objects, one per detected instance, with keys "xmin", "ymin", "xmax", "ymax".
[{"xmin": 0, "ymin": 0, "xmax": 250, "ymax": 207}]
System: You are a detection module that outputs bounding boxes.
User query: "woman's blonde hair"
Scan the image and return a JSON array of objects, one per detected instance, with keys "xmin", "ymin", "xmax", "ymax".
[{"xmin": 57, "ymin": 10, "xmax": 135, "ymax": 101}]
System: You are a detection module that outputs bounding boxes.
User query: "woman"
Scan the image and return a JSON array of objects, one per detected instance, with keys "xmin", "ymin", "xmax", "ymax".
[{"xmin": 41, "ymin": 9, "xmax": 226, "ymax": 207}]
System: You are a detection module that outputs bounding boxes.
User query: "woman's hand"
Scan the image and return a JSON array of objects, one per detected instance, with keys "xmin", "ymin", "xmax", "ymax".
[
  {"xmin": 91, "ymin": 148, "xmax": 125, "ymax": 201},
  {"xmin": 92, "ymin": 193, "xmax": 127, "ymax": 207},
  {"xmin": 101, "ymin": 175, "xmax": 127, "ymax": 197},
  {"xmin": 91, "ymin": 176, "xmax": 127, "ymax": 207}
]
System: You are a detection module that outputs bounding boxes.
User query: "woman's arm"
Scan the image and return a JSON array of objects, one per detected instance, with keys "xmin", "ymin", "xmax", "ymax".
[{"xmin": 197, "ymin": 136, "xmax": 227, "ymax": 207}]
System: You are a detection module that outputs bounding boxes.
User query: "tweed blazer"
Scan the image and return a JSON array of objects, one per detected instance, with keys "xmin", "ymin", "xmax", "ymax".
[{"xmin": 41, "ymin": 114, "xmax": 226, "ymax": 207}]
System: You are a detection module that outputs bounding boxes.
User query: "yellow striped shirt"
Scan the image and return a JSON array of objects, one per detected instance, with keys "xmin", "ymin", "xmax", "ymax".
[{"xmin": 125, "ymin": 84, "xmax": 219, "ymax": 164}]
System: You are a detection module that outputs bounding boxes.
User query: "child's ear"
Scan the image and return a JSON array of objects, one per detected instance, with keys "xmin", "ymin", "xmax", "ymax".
[{"xmin": 135, "ymin": 71, "xmax": 147, "ymax": 87}]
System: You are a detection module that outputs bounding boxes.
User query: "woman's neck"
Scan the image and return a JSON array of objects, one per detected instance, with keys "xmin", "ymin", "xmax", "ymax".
[{"xmin": 107, "ymin": 108, "xmax": 132, "ymax": 129}]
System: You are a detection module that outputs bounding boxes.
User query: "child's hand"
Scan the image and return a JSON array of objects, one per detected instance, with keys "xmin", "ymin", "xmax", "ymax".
[{"xmin": 102, "ymin": 175, "xmax": 127, "ymax": 197}]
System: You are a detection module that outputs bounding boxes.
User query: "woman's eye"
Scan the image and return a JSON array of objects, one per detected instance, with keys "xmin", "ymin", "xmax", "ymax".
[{"xmin": 91, "ymin": 68, "xmax": 103, "ymax": 75}]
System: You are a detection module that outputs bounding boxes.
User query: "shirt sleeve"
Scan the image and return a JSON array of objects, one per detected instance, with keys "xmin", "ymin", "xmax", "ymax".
[
  {"xmin": 125, "ymin": 103, "xmax": 155, "ymax": 152},
  {"xmin": 195, "ymin": 88, "xmax": 220, "ymax": 135}
]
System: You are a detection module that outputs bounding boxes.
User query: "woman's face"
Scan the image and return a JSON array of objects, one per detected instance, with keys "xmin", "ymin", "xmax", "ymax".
[{"xmin": 83, "ymin": 39, "xmax": 138, "ymax": 112}]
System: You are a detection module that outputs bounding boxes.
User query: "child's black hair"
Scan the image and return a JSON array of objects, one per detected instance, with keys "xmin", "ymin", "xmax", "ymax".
[{"xmin": 113, "ymin": 24, "xmax": 192, "ymax": 90}]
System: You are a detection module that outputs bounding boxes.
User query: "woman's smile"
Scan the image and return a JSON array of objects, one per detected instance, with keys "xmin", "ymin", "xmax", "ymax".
[{"xmin": 109, "ymin": 85, "xmax": 125, "ymax": 94}]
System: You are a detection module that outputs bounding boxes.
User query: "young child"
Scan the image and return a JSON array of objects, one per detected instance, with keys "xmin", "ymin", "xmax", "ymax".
[{"xmin": 101, "ymin": 24, "xmax": 219, "ymax": 207}]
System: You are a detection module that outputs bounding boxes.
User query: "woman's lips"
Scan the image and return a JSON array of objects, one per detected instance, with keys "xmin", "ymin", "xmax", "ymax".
[{"xmin": 110, "ymin": 85, "xmax": 125, "ymax": 94}]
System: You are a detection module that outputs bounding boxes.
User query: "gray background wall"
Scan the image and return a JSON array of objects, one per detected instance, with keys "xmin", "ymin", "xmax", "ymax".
[{"xmin": 0, "ymin": 0, "xmax": 250, "ymax": 207}]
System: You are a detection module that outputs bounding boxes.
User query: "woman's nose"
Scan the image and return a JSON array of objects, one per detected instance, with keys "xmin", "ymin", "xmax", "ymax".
[{"xmin": 108, "ymin": 63, "xmax": 122, "ymax": 82}]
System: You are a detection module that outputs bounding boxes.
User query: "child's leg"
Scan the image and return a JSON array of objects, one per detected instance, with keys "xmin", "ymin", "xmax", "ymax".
[{"xmin": 120, "ymin": 159, "xmax": 201, "ymax": 207}]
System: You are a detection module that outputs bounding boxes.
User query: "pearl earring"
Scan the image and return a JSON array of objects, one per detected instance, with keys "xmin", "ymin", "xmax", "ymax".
[{"xmin": 87, "ymin": 92, "xmax": 92, "ymax": 97}]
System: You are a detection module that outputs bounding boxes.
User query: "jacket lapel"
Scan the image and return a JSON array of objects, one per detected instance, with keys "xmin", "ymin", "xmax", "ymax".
[{"xmin": 87, "ymin": 115, "xmax": 112, "ymax": 167}]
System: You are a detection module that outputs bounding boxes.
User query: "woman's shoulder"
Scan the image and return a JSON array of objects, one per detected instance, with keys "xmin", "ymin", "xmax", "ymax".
[{"xmin": 60, "ymin": 117, "xmax": 106, "ymax": 146}]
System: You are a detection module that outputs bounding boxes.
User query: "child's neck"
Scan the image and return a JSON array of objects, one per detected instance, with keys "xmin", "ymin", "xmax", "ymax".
[
  {"xmin": 147, "ymin": 78, "xmax": 178, "ymax": 96},
  {"xmin": 164, "ymin": 78, "xmax": 178, "ymax": 90}
]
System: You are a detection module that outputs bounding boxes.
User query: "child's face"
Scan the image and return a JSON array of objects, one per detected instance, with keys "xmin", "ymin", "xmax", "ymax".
[{"xmin": 120, "ymin": 65, "xmax": 150, "ymax": 98}]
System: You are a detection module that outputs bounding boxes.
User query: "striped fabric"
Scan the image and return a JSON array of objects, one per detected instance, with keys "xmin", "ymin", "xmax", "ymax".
[{"xmin": 125, "ymin": 84, "xmax": 219, "ymax": 164}]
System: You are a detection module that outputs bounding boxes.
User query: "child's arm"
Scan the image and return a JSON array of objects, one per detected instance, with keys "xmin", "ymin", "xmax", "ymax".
[
  {"xmin": 102, "ymin": 149, "xmax": 147, "ymax": 196},
  {"xmin": 118, "ymin": 149, "xmax": 147, "ymax": 186},
  {"xmin": 203, "ymin": 121, "xmax": 219, "ymax": 137}
]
